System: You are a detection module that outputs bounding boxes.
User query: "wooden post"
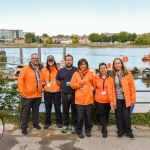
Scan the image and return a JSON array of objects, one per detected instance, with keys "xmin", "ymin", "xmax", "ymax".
[
  {"xmin": 63, "ymin": 45, "xmax": 66, "ymax": 60},
  {"xmin": 38, "ymin": 46, "xmax": 41, "ymax": 63},
  {"xmin": 20, "ymin": 47, "xmax": 23, "ymax": 64}
]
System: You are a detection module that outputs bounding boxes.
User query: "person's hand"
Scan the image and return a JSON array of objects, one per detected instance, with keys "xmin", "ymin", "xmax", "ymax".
[{"xmin": 110, "ymin": 102, "xmax": 115, "ymax": 109}]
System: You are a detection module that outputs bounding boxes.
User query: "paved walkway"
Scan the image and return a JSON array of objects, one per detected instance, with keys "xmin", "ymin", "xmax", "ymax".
[{"xmin": 0, "ymin": 124, "xmax": 150, "ymax": 150}]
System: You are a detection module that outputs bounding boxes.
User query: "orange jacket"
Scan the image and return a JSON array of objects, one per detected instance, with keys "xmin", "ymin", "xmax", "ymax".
[
  {"xmin": 109, "ymin": 71, "xmax": 136, "ymax": 108},
  {"xmin": 18, "ymin": 64, "xmax": 43, "ymax": 98},
  {"xmin": 93, "ymin": 74, "xmax": 113, "ymax": 103},
  {"xmin": 70, "ymin": 70, "xmax": 94, "ymax": 106},
  {"xmin": 41, "ymin": 66, "xmax": 60, "ymax": 92}
]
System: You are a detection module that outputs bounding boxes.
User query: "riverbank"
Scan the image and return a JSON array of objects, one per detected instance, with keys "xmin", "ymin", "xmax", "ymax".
[{"xmin": 1, "ymin": 43, "xmax": 150, "ymax": 48}]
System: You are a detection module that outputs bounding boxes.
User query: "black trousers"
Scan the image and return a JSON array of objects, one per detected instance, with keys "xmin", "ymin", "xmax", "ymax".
[
  {"xmin": 44, "ymin": 92, "xmax": 62, "ymax": 125},
  {"xmin": 21, "ymin": 97, "xmax": 41, "ymax": 130},
  {"xmin": 115, "ymin": 99, "xmax": 132, "ymax": 135},
  {"xmin": 76, "ymin": 104, "xmax": 93, "ymax": 133},
  {"xmin": 62, "ymin": 92, "xmax": 77, "ymax": 127},
  {"xmin": 95, "ymin": 101, "xmax": 110, "ymax": 133}
]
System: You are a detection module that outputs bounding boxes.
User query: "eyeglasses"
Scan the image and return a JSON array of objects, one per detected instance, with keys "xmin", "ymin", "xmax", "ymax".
[{"xmin": 32, "ymin": 58, "xmax": 39, "ymax": 60}]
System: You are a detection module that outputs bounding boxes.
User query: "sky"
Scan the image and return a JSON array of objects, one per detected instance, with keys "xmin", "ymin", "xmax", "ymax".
[{"xmin": 0, "ymin": 0, "xmax": 150, "ymax": 36}]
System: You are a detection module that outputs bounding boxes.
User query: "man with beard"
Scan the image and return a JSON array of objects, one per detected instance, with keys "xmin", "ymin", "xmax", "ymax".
[
  {"xmin": 18, "ymin": 53, "xmax": 43, "ymax": 134},
  {"xmin": 56, "ymin": 54, "xmax": 77, "ymax": 133}
]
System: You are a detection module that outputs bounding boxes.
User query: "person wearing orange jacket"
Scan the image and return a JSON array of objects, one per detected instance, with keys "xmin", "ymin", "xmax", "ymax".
[
  {"xmin": 41, "ymin": 55, "xmax": 62, "ymax": 129},
  {"xmin": 70, "ymin": 59, "xmax": 94, "ymax": 138},
  {"xmin": 93, "ymin": 62, "xmax": 113, "ymax": 138},
  {"xmin": 18, "ymin": 53, "xmax": 44, "ymax": 135},
  {"xmin": 109, "ymin": 58, "xmax": 136, "ymax": 140}
]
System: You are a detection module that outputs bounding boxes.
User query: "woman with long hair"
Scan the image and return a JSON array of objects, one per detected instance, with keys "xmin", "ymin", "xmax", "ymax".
[
  {"xmin": 41, "ymin": 55, "xmax": 62, "ymax": 129},
  {"xmin": 70, "ymin": 59, "xmax": 94, "ymax": 138},
  {"xmin": 110, "ymin": 58, "xmax": 136, "ymax": 140},
  {"xmin": 93, "ymin": 62, "xmax": 113, "ymax": 138}
]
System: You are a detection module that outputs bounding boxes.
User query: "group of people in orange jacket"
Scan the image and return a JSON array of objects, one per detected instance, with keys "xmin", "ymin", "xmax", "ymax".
[{"xmin": 18, "ymin": 53, "xmax": 136, "ymax": 140}]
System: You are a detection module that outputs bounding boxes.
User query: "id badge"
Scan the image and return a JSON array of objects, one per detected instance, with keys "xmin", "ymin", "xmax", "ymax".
[
  {"xmin": 101, "ymin": 91, "xmax": 106, "ymax": 95},
  {"xmin": 81, "ymin": 85, "xmax": 85, "ymax": 89},
  {"xmin": 47, "ymin": 83, "xmax": 51, "ymax": 87},
  {"xmin": 66, "ymin": 82, "xmax": 70, "ymax": 86}
]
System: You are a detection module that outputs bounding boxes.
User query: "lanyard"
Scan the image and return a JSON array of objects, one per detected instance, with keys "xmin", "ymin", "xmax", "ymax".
[
  {"xmin": 100, "ymin": 75, "xmax": 106, "ymax": 90},
  {"xmin": 102, "ymin": 78, "xmax": 106, "ymax": 90},
  {"xmin": 49, "ymin": 70, "xmax": 51, "ymax": 82}
]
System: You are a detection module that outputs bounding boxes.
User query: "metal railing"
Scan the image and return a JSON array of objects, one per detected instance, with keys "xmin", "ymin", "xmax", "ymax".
[{"xmin": 0, "ymin": 77, "xmax": 150, "ymax": 126}]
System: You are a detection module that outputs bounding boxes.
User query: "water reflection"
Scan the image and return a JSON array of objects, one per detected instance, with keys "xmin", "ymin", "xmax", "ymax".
[{"xmin": 141, "ymin": 79, "xmax": 150, "ymax": 88}]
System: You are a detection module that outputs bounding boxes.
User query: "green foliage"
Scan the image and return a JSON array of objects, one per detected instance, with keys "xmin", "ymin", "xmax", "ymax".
[
  {"xmin": 72, "ymin": 36, "xmax": 78, "ymax": 43},
  {"xmin": 134, "ymin": 33, "xmax": 150, "ymax": 45},
  {"xmin": 100, "ymin": 34, "xmax": 108, "ymax": 42},
  {"xmin": 35, "ymin": 35, "xmax": 43, "ymax": 43},
  {"xmin": 118, "ymin": 31, "xmax": 129, "ymax": 42},
  {"xmin": 0, "ymin": 71, "xmax": 20, "ymax": 119},
  {"xmin": 25, "ymin": 33, "xmax": 35, "ymax": 43},
  {"xmin": 0, "ymin": 51, "xmax": 7, "ymax": 66},
  {"xmin": 42, "ymin": 33, "xmax": 49, "ymax": 38},
  {"xmin": 53, "ymin": 40, "xmax": 61, "ymax": 44},
  {"xmin": 111, "ymin": 35, "xmax": 119, "ymax": 42},
  {"xmin": 42, "ymin": 43, "xmax": 47, "ymax": 47},
  {"xmin": 45, "ymin": 37, "xmax": 53, "ymax": 44},
  {"xmin": 128, "ymin": 33, "xmax": 137, "ymax": 42},
  {"xmin": 88, "ymin": 33, "xmax": 101, "ymax": 42}
]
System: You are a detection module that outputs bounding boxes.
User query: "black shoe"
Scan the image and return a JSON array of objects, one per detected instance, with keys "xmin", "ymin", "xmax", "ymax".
[
  {"xmin": 85, "ymin": 131, "xmax": 91, "ymax": 137},
  {"xmin": 127, "ymin": 134, "xmax": 135, "ymax": 140},
  {"xmin": 33, "ymin": 124, "xmax": 41, "ymax": 130},
  {"xmin": 102, "ymin": 133, "xmax": 107, "ymax": 138},
  {"xmin": 57, "ymin": 124, "xmax": 63, "ymax": 128},
  {"xmin": 78, "ymin": 132, "xmax": 84, "ymax": 138},
  {"xmin": 22, "ymin": 130, "xmax": 27, "ymax": 135},
  {"xmin": 118, "ymin": 133, "xmax": 122, "ymax": 139},
  {"xmin": 44, "ymin": 124, "xmax": 50, "ymax": 129}
]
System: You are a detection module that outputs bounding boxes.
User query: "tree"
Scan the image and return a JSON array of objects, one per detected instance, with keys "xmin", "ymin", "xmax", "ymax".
[
  {"xmin": 111, "ymin": 34, "xmax": 119, "ymax": 42},
  {"xmin": 42, "ymin": 33, "xmax": 49, "ymax": 38},
  {"xmin": 128, "ymin": 33, "xmax": 137, "ymax": 42},
  {"xmin": 134, "ymin": 34, "xmax": 150, "ymax": 45},
  {"xmin": 118, "ymin": 31, "xmax": 129, "ymax": 42},
  {"xmin": 25, "ymin": 33, "xmax": 35, "ymax": 43},
  {"xmin": 100, "ymin": 34, "xmax": 109, "ymax": 42},
  {"xmin": 35, "ymin": 35, "xmax": 42, "ymax": 43},
  {"xmin": 72, "ymin": 36, "xmax": 78, "ymax": 43},
  {"xmin": 88, "ymin": 33, "xmax": 101, "ymax": 42},
  {"xmin": 45, "ymin": 37, "xmax": 53, "ymax": 44}
]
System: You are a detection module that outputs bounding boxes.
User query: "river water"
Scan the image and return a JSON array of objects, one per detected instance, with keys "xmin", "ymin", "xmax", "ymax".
[{"xmin": 2, "ymin": 47, "xmax": 150, "ymax": 113}]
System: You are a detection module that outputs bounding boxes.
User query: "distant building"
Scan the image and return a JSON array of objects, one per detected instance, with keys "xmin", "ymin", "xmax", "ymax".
[
  {"xmin": 14, "ymin": 38, "xmax": 26, "ymax": 44},
  {"xmin": 78, "ymin": 35, "xmax": 91, "ymax": 44},
  {"xmin": 0, "ymin": 29, "xmax": 35, "ymax": 43}
]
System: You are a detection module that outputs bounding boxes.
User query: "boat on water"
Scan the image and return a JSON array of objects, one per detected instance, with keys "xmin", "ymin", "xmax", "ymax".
[
  {"xmin": 141, "ymin": 68, "xmax": 150, "ymax": 79},
  {"xmin": 130, "ymin": 67, "xmax": 140, "ymax": 74},
  {"xmin": 142, "ymin": 53, "xmax": 150, "ymax": 61}
]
